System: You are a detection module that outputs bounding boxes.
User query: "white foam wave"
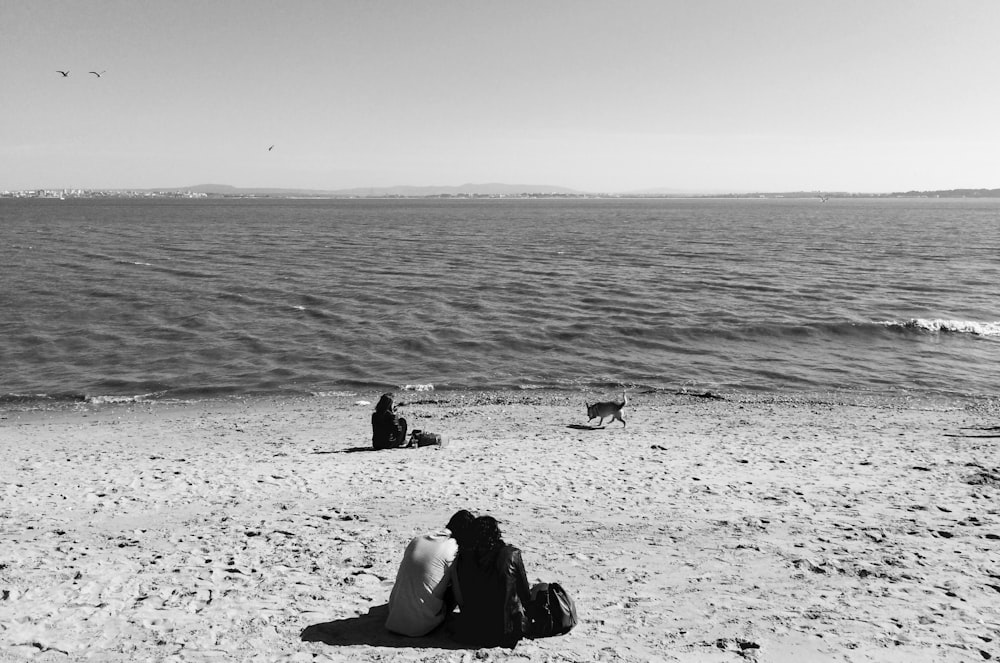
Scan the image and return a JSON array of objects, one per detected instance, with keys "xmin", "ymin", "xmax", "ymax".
[
  {"xmin": 85, "ymin": 392, "xmax": 161, "ymax": 404},
  {"xmin": 881, "ymin": 318, "xmax": 1000, "ymax": 337},
  {"xmin": 401, "ymin": 384, "xmax": 434, "ymax": 391}
]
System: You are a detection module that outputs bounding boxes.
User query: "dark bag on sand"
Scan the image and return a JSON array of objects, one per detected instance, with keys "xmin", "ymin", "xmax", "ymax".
[
  {"xmin": 527, "ymin": 582, "xmax": 577, "ymax": 638},
  {"xmin": 409, "ymin": 430, "xmax": 444, "ymax": 448}
]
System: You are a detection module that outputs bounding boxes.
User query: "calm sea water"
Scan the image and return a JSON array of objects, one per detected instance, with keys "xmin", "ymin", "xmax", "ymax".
[{"xmin": 1, "ymin": 197, "xmax": 998, "ymax": 405}]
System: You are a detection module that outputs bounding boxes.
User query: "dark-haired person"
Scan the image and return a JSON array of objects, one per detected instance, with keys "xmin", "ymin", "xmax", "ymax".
[
  {"xmin": 385, "ymin": 510, "xmax": 475, "ymax": 637},
  {"xmin": 371, "ymin": 393, "xmax": 407, "ymax": 449},
  {"xmin": 451, "ymin": 516, "xmax": 532, "ymax": 648}
]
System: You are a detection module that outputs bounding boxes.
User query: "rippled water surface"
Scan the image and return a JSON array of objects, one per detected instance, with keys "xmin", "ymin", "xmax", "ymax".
[{"xmin": 2, "ymin": 197, "xmax": 998, "ymax": 402}]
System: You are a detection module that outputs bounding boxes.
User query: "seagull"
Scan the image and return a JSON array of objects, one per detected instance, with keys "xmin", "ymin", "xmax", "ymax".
[
  {"xmin": 268, "ymin": 144, "xmax": 274, "ymax": 151},
  {"xmin": 89, "ymin": 70, "xmax": 106, "ymax": 78},
  {"xmin": 56, "ymin": 70, "xmax": 69, "ymax": 77}
]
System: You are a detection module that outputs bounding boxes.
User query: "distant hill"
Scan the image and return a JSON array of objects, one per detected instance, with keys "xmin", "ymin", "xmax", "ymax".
[
  {"xmin": 620, "ymin": 186, "xmax": 736, "ymax": 196},
  {"xmin": 180, "ymin": 184, "xmax": 341, "ymax": 196},
  {"xmin": 891, "ymin": 188, "xmax": 1000, "ymax": 198},
  {"xmin": 121, "ymin": 183, "xmax": 1000, "ymax": 199},
  {"xmin": 176, "ymin": 183, "xmax": 583, "ymax": 197}
]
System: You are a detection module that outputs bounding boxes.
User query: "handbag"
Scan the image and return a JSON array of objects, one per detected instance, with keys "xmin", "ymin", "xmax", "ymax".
[
  {"xmin": 527, "ymin": 582, "xmax": 577, "ymax": 638},
  {"xmin": 408, "ymin": 430, "xmax": 444, "ymax": 447}
]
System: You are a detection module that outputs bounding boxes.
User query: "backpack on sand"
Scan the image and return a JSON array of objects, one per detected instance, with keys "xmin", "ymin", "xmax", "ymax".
[
  {"xmin": 527, "ymin": 582, "xmax": 578, "ymax": 638},
  {"xmin": 408, "ymin": 430, "xmax": 445, "ymax": 448}
]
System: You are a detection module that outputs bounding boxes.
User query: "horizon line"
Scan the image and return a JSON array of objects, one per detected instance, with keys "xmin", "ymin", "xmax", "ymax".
[{"xmin": 6, "ymin": 182, "xmax": 1000, "ymax": 197}]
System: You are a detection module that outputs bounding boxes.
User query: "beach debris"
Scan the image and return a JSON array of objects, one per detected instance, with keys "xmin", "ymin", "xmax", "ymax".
[
  {"xmin": 676, "ymin": 388, "xmax": 725, "ymax": 400},
  {"xmin": 25, "ymin": 642, "xmax": 70, "ymax": 656},
  {"xmin": 946, "ymin": 425, "xmax": 1000, "ymax": 438},
  {"xmin": 354, "ymin": 400, "xmax": 371, "ymax": 406}
]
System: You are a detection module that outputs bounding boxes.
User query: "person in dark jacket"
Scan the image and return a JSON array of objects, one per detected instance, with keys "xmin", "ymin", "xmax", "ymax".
[
  {"xmin": 450, "ymin": 516, "xmax": 531, "ymax": 648},
  {"xmin": 372, "ymin": 393, "xmax": 407, "ymax": 449}
]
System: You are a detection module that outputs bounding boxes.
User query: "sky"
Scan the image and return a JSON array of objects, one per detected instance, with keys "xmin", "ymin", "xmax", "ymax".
[{"xmin": 3, "ymin": 0, "xmax": 1000, "ymax": 193}]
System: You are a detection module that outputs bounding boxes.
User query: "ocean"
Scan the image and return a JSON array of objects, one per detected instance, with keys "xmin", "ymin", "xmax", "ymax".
[{"xmin": 1, "ymin": 197, "xmax": 997, "ymax": 406}]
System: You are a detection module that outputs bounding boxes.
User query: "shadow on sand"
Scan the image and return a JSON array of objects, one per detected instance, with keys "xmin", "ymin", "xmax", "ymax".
[
  {"xmin": 301, "ymin": 603, "xmax": 465, "ymax": 650},
  {"xmin": 566, "ymin": 424, "xmax": 605, "ymax": 431}
]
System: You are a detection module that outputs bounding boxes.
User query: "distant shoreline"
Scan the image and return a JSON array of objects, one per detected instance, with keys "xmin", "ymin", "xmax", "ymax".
[
  {"xmin": 3, "ymin": 387, "xmax": 996, "ymax": 421},
  {"xmin": 4, "ymin": 187, "xmax": 1000, "ymax": 200}
]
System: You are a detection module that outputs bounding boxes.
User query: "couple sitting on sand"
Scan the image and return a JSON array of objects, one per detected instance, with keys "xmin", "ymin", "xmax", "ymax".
[{"xmin": 385, "ymin": 510, "xmax": 534, "ymax": 648}]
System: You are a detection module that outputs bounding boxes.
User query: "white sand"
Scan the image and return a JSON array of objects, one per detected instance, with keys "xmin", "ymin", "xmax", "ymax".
[{"xmin": 1, "ymin": 391, "xmax": 998, "ymax": 662}]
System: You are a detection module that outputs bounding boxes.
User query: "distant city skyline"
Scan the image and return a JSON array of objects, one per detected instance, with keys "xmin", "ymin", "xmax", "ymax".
[{"xmin": 4, "ymin": 1, "xmax": 1000, "ymax": 193}]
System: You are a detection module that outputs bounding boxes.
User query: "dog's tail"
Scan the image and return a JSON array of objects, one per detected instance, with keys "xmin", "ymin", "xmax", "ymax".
[{"xmin": 621, "ymin": 390, "xmax": 628, "ymax": 406}]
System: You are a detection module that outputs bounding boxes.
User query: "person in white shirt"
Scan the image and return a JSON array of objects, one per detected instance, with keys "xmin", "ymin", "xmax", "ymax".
[{"xmin": 385, "ymin": 510, "xmax": 475, "ymax": 637}]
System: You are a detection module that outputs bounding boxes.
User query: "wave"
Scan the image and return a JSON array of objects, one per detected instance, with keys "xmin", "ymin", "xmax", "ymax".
[
  {"xmin": 704, "ymin": 318, "xmax": 1000, "ymax": 342},
  {"xmin": 84, "ymin": 392, "xmax": 166, "ymax": 405},
  {"xmin": 879, "ymin": 318, "xmax": 1000, "ymax": 337},
  {"xmin": 609, "ymin": 318, "xmax": 1000, "ymax": 347},
  {"xmin": 0, "ymin": 391, "xmax": 162, "ymax": 407},
  {"xmin": 0, "ymin": 393, "xmax": 77, "ymax": 405}
]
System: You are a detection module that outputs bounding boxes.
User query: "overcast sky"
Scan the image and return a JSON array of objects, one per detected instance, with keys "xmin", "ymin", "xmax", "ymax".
[{"xmin": 3, "ymin": 0, "xmax": 999, "ymax": 193}]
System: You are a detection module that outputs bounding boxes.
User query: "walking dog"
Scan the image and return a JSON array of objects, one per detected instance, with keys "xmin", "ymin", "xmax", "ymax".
[{"xmin": 586, "ymin": 391, "xmax": 627, "ymax": 427}]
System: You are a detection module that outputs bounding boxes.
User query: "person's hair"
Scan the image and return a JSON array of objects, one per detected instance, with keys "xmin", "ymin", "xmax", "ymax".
[
  {"xmin": 375, "ymin": 393, "xmax": 394, "ymax": 414},
  {"xmin": 464, "ymin": 515, "xmax": 504, "ymax": 556},
  {"xmin": 446, "ymin": 510, "xmax": 475, "ymax": 543}
]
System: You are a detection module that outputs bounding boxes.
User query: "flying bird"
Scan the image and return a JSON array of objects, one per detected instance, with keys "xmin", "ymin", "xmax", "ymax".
[
  {"xmin": 89, "ymin": 70, "xmax": 106, "ymax": 78},
  {"xmin": 268, "ymin": 144, "xmax": 275, "ymax": 151},
  {"xmin": 56, "ymin": 70, "xmax": 69, "ymax": 77}
]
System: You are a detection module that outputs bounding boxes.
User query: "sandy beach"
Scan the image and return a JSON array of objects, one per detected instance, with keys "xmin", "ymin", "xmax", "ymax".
[{"xmin": 2, "ymin": 391, "xmax": 998, "ymax": 662}]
